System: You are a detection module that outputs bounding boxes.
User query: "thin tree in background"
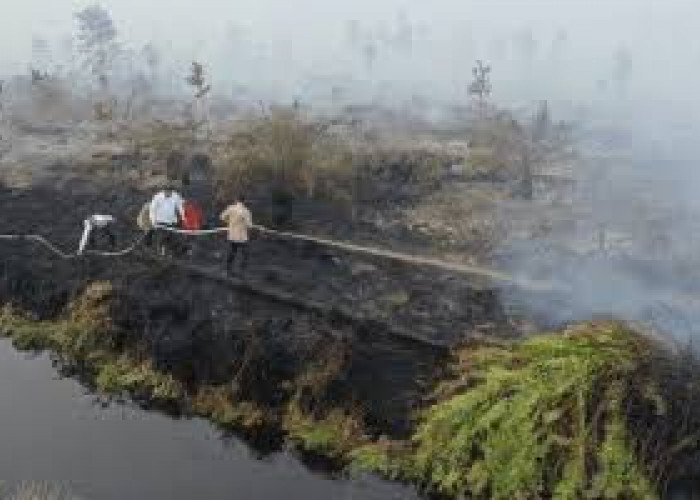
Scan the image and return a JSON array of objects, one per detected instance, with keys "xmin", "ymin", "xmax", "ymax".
[
  {"xmin": 141, "ymin": 43, "xmax": 160, "ymax": 84},
  {"xmin": 363, "ymin": 42, "xmax": 378, "ymax": 72},
  {"xmin": 75, "ymin": 4, "xmax": 120, "ymax": 121},
  {"xmin": 0, "ymin": 80, "xmax": 4, "ymax": 127},
  {"xmin": 186, "ymin": 61, "xmax": 211, "ymax": 100},
  {"xmin": 57, "ymin": 36, "xmax": 76, "ymax": 80},
  {"xmin": 31, "ymin": 37, "xmax": 52, "ymax": 76},
  {"xmin": 75, "ymin": 4, "xmax": 119, "ymax": 86},
  {"xmin": 515, "ymin": 27, "xmax": 538, "ymax": 67},
  {"xmin": 469, "ymin": 60, "xmax": 492, "ymax": 116},
  {"xmin": 185, "ymin": 61, "xmax": 212, "ymax": 158},
  {"xmin": 612, "ymin": 46, "xmax": 633, "ymax": 97},
  {"xmin": 549, "ymin": 29, "xmax": 568, "ymax": 65},
  {"xmin": 532, "ymin": 100, "xmax": 550, "ymax": 142},
  {"xmin": 346, "ymin": 20, "xmax": 361, "ymax": 48},
  {"xmin": 393, "ymin": 10, "xmax": 414, "ymax": 53},
  {"xmin": 30, "ymin": 38, "xmax": 51, "ymax": 87}
]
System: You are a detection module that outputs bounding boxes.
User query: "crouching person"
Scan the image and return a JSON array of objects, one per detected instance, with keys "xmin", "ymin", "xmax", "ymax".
[
  {"xmin": 78, "ymin": 214, "xmax": 116, "ymax": 255},
  {"xmin": 137, "ymin": 201, "xmax": 153, "ymax": 246},
  {"xmin": 220, "ymin": 195, "xmax": 253, "ymax": 276}
]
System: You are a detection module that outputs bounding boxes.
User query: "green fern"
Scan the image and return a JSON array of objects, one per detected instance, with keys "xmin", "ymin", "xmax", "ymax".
[{"xmin": 413, "ymin": 322, "xmax": 664, "ymax": 499}]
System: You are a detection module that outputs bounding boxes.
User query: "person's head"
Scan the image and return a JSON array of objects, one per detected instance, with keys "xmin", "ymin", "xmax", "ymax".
[
  {"xmin": 233, "ymin": 194, "xmax": 245, "ymax": 205},
  {"xmin": 163, "ymin": 187, "xmax": 174, "ymax": 197}
]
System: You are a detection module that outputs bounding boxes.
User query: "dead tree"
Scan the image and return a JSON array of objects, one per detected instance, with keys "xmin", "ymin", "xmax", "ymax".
[
  {"xmin": 469, "ymin": 60, "xmax": 492, "ymax": 116},
  {"xmin": 532, "ymin": 100, "xmax": 550, "ymax": 142},
  {"xmin": 0, "ymin": 80, "xmax": 4, "ymax": 130},
  {"xmin": 75, "ymin": 4, "xmax": 120, "ymax": 120},
  {"xmin": 519, "ymin": 147, "xmax": 534, "ymax": 201},
  {"xmin": 75, "ymin": 5, "xmax": 119, "ymax": 85},
  {"xmin": 186, "ymin": 61, "xmax": 211, "ymax": 99},
  {"xmin": 613, "ymin": 47, "xmax": 633, "ymax": 97},
  {"xmin": 185, "ymin": 61, "xmax": 211, "ymax": 139}
]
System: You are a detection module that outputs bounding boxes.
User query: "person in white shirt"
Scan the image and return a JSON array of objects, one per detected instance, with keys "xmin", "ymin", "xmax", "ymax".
[
  {"xmin": 149, "ymin": 188, "xmax": 185, "ymax": 255},
  {"xmin": 149, "ymin": 188, "xmax": 185, "ymax": 227},
  {"xmin": 77, "ymin": 214, "xmax": 116, "ymax": 255}
]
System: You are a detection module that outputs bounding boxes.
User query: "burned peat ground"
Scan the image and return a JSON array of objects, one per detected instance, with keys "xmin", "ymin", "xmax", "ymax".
[
  {"xmin": 0, "ymin": 179, "xmax": 508, "ymax": 437},
  {"xmin": 0, "ymin": 125, "xmax": 699, "ymax": 497},
  {"xmin": 2, "ymin": 179, "xmax": 700, "ymax": 499}
]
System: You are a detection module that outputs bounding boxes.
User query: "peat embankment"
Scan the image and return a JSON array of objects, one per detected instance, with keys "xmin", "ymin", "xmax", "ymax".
[
  {"xmin": 1, "ymin": 183, "xmax": 699, "ymax": 498},
  {"xmin": 0, "ymin": 182, "xmax": 510, "ymax": 437}
]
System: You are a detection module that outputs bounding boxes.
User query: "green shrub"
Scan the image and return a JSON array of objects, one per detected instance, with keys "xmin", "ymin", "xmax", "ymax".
[
  {"xmin": 283, "ymin": 402, "xmax": 367, "ymax": 458},
  {"xmin": 348, "ymin": 440, "xmax": 413, "ymax": 480},
  {"xmin": 411, "ymin": 322, "xmax": 678, "ymax": 499},
  {"xmin": 95, "ymin": 356, "xmax": 183, "ymax": 402},
  {"xmin": 0, "ymin": 306, "xmax": 57, "ymax": 351}
]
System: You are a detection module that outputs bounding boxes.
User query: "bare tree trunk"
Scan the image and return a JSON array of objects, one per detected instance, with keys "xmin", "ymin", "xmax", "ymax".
[
  {"xmin": 597, "ymin": 223, "xmax": 607, "ymax": 254},
  {"xmin": 520, "ymin": 148, "xmax": 534, "ymax": 201}
]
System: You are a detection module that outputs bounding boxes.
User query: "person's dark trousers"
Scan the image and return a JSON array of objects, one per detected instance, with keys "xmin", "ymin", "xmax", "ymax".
[
  {"xmin": 89, "ymin": 227, "xmax": 116, "ymax": 250},
  {"xmin": 156, "ymin": 224, "xmax": 177, "ymax": 256},
  {"xmin": 102, "ymin": 227, "xmax": 116, "ymax": 248},
  {"xmin": 226, "ymin": 241, "xmax": 249, "ymax": 275}
]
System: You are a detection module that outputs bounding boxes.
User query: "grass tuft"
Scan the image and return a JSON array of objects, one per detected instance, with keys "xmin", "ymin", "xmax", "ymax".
[
  {"xmin": 95, "ymin": 356, "xmax": 184, "ymax": 402},
  {"xmin": 192, "ymin": 386, "xmax": 266, "ymax": 429},
  {"xmin": 283, "ymin": 401, "xmax": 368, "ymax": 458}
]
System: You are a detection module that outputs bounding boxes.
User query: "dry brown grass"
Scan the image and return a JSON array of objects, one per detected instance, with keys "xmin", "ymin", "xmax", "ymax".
[
  {"xmin": 191, "ymin": 385, "xmax": 266, "ymax": 429},
  {"xmin": 213, "ymin": 109, "xmax": 353, "ymax": 203}
]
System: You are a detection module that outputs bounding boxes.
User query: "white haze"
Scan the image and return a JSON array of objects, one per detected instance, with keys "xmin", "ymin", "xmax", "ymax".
[
  {"xmin": 2, "ymin": 0, "xmax": 699, "ymax": 111},
  {"xmin": 2, "ymin": 0, "xmax": 700, "ymax": 341}
]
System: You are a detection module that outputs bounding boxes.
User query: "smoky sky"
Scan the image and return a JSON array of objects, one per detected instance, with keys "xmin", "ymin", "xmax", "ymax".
[{"xmin": 2, "ymin": 0, "xmax": 699, "ymax": 113}]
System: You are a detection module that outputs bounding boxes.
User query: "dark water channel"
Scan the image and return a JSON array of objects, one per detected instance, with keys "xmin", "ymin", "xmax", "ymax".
[{"xmin": 0, "ymin": 340, "xmax": 417, "ymax": 500}]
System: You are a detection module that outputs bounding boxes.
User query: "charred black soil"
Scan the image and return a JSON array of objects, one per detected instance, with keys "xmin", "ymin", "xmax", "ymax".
[
  {"xmin": 2, "ymin": 171, "xmax": 695, "ymax": 499},
  {"xmin": 0, "ymin": 179, "xmax": 510, "ymax": 440}
]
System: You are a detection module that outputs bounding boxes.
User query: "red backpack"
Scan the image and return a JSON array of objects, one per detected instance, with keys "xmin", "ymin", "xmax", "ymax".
[{"xmin": 182, "ymin": 200, "xmax": 204, "ymax": 231}]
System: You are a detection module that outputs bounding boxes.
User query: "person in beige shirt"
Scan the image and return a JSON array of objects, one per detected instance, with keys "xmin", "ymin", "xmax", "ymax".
[{"xmin": 220, "ymin": 195, "xmax": 253, "ymax": 275}]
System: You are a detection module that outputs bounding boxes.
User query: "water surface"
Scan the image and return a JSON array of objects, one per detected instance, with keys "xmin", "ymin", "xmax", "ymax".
[{"xmin": 0, "ymin": 340, "xmax": 417, "ymax": 500}]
